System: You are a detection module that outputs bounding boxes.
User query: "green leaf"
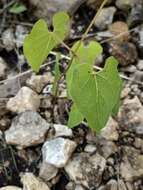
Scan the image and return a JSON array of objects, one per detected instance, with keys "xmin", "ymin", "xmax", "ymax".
[
  {"xmin": 52, "ymin": 53, "xmax": 61, "ymax": 95},
  {"xmin": 9, "ymin": 3, "xmax": 27, "ymax": 14},
  {"xmin": 24, "ymin": 12, "xmax": 70, "ymax": 72},
  {"xmin": 71, "ymin": 41, "xmax": 103, "ymax": 65},
  {"xmin": 70, "ymin": 56, "xmax": 122, "ymax": 133},
  {"xmin": 68, "ymin": 104, "xmax": 84, "ymax": 128},
  {"xmin": 112, "ymin": 81, "xmax": 123, "ymax": 116},
  {"xmin": 66, "ymin": 41, "xmax": 103, "ymax": 97}
]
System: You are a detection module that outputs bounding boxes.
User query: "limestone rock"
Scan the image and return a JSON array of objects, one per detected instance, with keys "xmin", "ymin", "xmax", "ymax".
[
  {"xmin": 109, "ymin": 42, "xmax": 138, "ymax": 66},
  {"xmin": 115, "ymin": 0, "xmax": 142, "ymax": 11},
  {"xmin": 75, "ymin": 185, "xmax": 85, "ymax": 190},
  {"xmin": 97, "ymin": 138, "xmax": 117, "ymax": 159},
  {"xmin": 0, "ymin": 57, "xmax": 7, "ymax": 79},
  {"xmin": 39, "ymin": 162, "xmax": 58, "ymax": 181},
  {"xmin": 100, "ymin": 117, "xmax": 119, "ymax": 141},
  {"xmin": 118, "ymin": 180, "xmax": 128, "ymax": 190},
  {"xmin": 42, "ymin": 137, "xmax": 76, "ymax": 168},
  {"xmin": 52, "ymin": 124, "xmax": 73, "ymax": 138},
  {"xmin": 66, "ymin": 182, "xmax": 76, "ymax": 190},
  {"xmin": 127, "ymin": 3, "xmax": 143, "ymax": 27},
  {"xmin": 26, "ymin": 73, "xmax": 54, "ymax": 93},
  {"xmin": 138, "ymin": 25, "xmax": 143, "ymax": 54},
  {"xmin": 97, "ymin": 186, "xmax": 106, "ymax": 190},
  {"xmin": 118, "ymin": 96, "xmax": 143, "ymax": 135},
  {"xmin": 15, "ymin": 25, "xmax": 28, "ymax": 48},
  {"xmin": 137, "ymin": 60, "xmax": 143, "ymax": 70},
  {"xmin": 84, "ymin": 144, "xmax": 97, "ymax": 153},
  {"xmin": 7, "ymin": 86, "xmax": 40, "ymax": 113},
  {"xmin": 5, "ymin": 111, "xmax": 50, "ymax": 148},
  {"xmin": 106, "ymin": 179, "xmax": 118, "ymax": 190},
  {"xmin": 65, "ymin": 152, "xmax": 106, "ymax": 188},
  {"xmin": 21, "ymin": 173, "xmax": 50, "ymax": 190},
  {"xmin": 0, "ymin": 187, "xmax": 21, "ymax": 190},
  {"xmin": 2, "ymin": 29, "xmax": 15, "ymax": 51},
  {"xmin": 94, "ymin": 7, "xmax": 116, "ymax": 30},
  {"xmin": 120, "ymin": 146, "xmax": 143, "ymax": 181}
]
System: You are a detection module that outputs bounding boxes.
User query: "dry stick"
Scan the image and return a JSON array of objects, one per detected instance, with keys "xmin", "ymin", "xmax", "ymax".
[
  {"xmin": 100, "ymin": 28, "xmax": 135, "ymax": 44},
  {"xmin": 0, "ymin": 0, "xmax": 16, "ymax": 14},
  {"xmin": 0, "ymin": 60, "xmax": 55, "ymax": 85},
  {"xmin": 0, "ymin": 0, "xmax": 8, "ymax": 34}
]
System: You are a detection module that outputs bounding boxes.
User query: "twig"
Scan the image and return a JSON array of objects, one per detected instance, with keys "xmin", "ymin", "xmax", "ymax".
[
  {"xmin": 0, "ymin": 60, "xmax": 55, "ymax": 85},
  {"xmin": 0, "ymin": 0, "xmax": 16, "ymax": 14},
  {"xmin": 100, "ymin": 28, "xmax": 136, "ymax": 44},
  {"xmin": 0, "ymin": 0, "xmax": 8, "ymax": 34},
  {"xmin": 0, "ymin": 49, "xmax": 142, "ymax": 87}
]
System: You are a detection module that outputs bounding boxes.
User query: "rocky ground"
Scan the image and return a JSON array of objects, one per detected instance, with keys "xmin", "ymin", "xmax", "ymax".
[{"xmin": 0, "ymin": 0, "xmax": 143, "ymax": 190}]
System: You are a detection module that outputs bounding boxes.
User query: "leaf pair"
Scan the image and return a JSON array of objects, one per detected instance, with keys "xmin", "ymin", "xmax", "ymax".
[
  {"xmin": 24, "ymin": 12, "xmax": 70, "ymax": 72},
  {"xmin": 67, "ymin": 41, "xmax": 122, "ymax": 133},
  {"xmin": 23, "ymin": 11, "xmax": 122, "ymax": 133}
]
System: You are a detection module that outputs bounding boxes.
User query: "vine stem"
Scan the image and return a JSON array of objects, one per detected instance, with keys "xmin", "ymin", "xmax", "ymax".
[
  {"xmin": 53, "ymin": 0, "xmax": 108, "ymax": 101},
  {"xmin": 52, "ymin": 0, "xmax": 108, "ymax": 122}
]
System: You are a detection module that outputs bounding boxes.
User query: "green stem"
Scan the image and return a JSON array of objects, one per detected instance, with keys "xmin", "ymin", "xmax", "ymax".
[{"xmin": 52, "ymin": 0, "xmax": 108, "ymax": 120}]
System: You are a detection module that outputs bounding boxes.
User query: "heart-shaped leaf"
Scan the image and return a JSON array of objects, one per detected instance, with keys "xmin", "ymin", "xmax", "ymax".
[
  {"xmin": 24, "ymin": 12, "xmax": 70, "ymax": 72},
  {"xmin": 70, "ymin": 56, "xmax": 122, "ymax": 132},
  {"xmin": 66, "ymin": 41, "xmax": 103, "ymax": 97}
]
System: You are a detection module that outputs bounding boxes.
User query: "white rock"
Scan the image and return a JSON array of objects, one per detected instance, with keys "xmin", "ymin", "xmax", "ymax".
[
  {"xmin": 2, "ymin": 29, "xmax": 15, "ymax": 51},
  {"xmin": 100, "ymin": 117, "xmax": 119, "ymax": 141},
  {"xmin": 84, "ymin": 144, "xmax": 97, "ymax": 153},
  {"xmin": 118, "ymin": 96, "xmax": 143, "ymax": 135},
  {"xmin": 115, "ymin": 0, "xmax": 140, "ymax": 11},
  {"xmin": 118, "ymin": 180, "xmax": 128, "ymax": 190},
  {"xmin": 139, "ymin": 26, "xmax": 143, "ymax": 49},
  {"xmin": 125, "ymin": 182, "xmax": 134, "ymax": 190},
  {"xmin": 97, "ymin": 138, "xmax": 117, "ymax": 159},
  {"xmin": 65, "ymin": 153, "xmax": 106, "ymax": 188},
  {"xmin": 94, "ymin": 7, "xmax": 116, "ymax": 30},
  {"xmin": 97, "ymin": 186, "xmax": 106, "ymax": 190},
  {"xmin": 0, "ymin": 130, "xmax": 2, "ymax": 139},
  {"xmin": 15, "ymin": 25, "xmax": 28, "ymax": 48},
  {"xmin": 21, "ymin": 173, "xmax": 50, "ymax": 190},
  {"xmin": 5, "ymin": 111, "xmax": 50, "ymax": 148},
  {"xmin": 0, "ymin": 57, "xmax": 7, "ymax": 79},
  {"xmin": 106, "ymin": 179, "xmax": 118, "ymax": 190},
  {"xmin": 121, "ymin": 86, "xmax": 130, "ymax": 98},
  {"xmin": 42, "ymin": 137, "xmax": 76, "ymax": 168},
  {"xmin": 75, "ymin": 185, "xmax": 85, "ymax": 190},
  {"xmin": 7, "ymin": 86, "xmax": 40, "ymax": 113},
  {"xmin": 120, "ymin": 146, "xmax": 143, "ymax": 181},
  {"xmin": 26, "ymin": 73, "xmax": 54, "ymax": 93},
  {"xmin": 66, "ymin": 182, "xmax": 75, "ymax": 190},
  {"xmin": 39, "ymin": 162, "xmax": 58, "ymax": 181},
  {"xmin": 0, "ymin": 187, "xmax": 21, "ymax": 190},
  {"xmin": 137, "ymin": 60, "xmax": 143, "ymax": 70},
  {"xmin": 53, "ymin": 124, "xmax": 73, "ymax": 137}
]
